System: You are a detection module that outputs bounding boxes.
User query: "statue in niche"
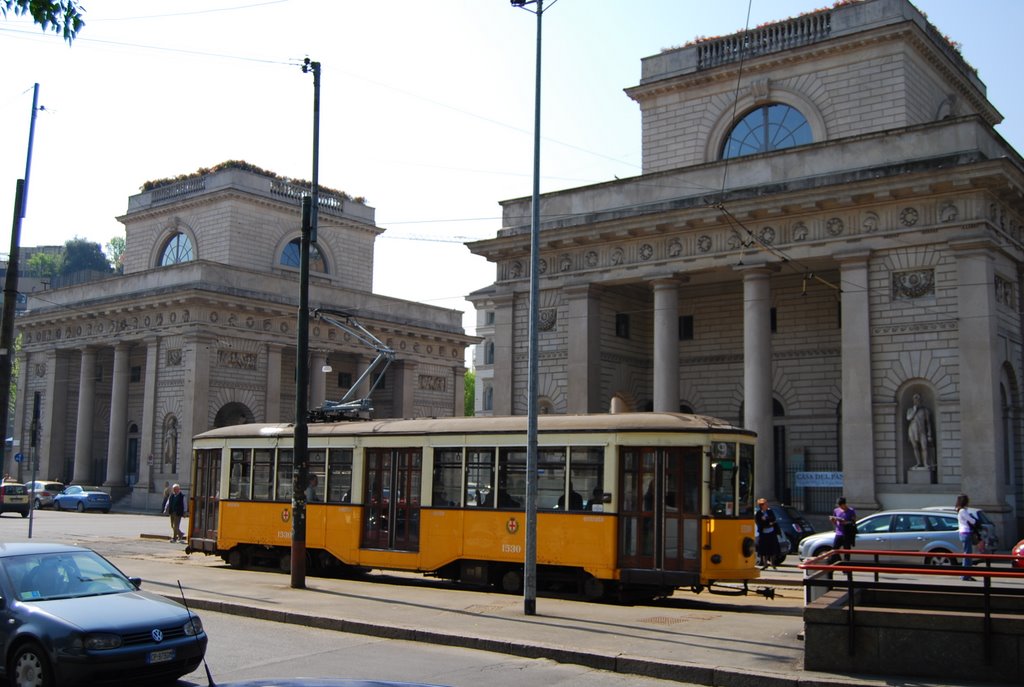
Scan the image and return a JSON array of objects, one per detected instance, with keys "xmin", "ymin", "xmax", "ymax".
[{"xmin": 905, "ymin": 394, "xmax": 933, "ymax": 469}]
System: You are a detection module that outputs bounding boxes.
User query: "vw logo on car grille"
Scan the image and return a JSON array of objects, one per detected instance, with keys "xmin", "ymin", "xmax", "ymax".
[{"xmin": 151, "ymin": 628, "xmax": 164, "ymax": 643}]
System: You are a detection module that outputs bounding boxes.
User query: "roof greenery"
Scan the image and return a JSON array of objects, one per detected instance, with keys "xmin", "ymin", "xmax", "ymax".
[{"xmin": 140, "ymin": 160, "xmax": 366, "ymax": 204}]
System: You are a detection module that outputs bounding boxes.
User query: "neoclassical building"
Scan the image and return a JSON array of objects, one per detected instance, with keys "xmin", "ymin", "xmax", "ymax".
[
  {"xmin": 10, "ymin": 163, "xmax": 475, "ymax": 509},
  {"xmin": 468, "ymin": 0, "xmax": 1024, "ymax": 540}
]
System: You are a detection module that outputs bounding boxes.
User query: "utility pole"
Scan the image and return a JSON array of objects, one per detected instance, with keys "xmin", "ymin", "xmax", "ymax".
[
  {"xmin": 0, "ymin": 83, "xmax": 40, "ymax": 477},
  {"xmin": 291, "ymin": 59, "xmax": 320, "ymax": 589}
]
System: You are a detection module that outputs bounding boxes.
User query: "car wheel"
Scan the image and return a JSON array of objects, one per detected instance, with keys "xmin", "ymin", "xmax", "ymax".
[
  {"xmin": 10, "ymin": 641, "xmax": 55, "ymax": 687},
  {"xmin": 20, "ymin": 510, "xmax": 28, "ymax": 518},
  {"xmin": 102, "ymin": 509, "xmax": 110, "ymax": 514},
  {"xmin": 925, "ymin": 549, "xmax": 955, "ymax": 566},
  {"xmin": 76, "ymin": 502, "xmax": 85, "ymax": 513},
  {"xmin": 33, "ymin": 498, "xmax": 41, "ymax": 510}
]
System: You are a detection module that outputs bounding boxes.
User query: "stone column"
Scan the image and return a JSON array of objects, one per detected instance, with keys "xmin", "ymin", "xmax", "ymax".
[
  {"xmin": 652, "ymin": 279, "xmax": 680, "ymax": 412},
  {"xmin": 838, "ymin": 252, "xmax": 879, "ymax": 510},
  {"xmin": 742, "ymin": 267, "xmax": 774, "ymax": 501},
  {"xmin": 40, "ymin": 349, "xmax": 68, "ymax": 481},
  {"xmin": 566, "ymin": 284, "xmax": 602, "ymax": 413},
  {"xmin": 73, "ymin": 347, "xmax": 97, "ymax": 484},
  {"xmin": 491, "ymin": 292, "xmax": 515, "ymax": 415},
  {"xmin": 452, "ymin": 365, "xmax": 466, "ymax": 416},
  {"xmin": 952, "ymin": 239, "xmax": 1003, "ymax": 509},
  {"xmin": 180, "ymin": 335, "xmax": 212, "ymax": 488},
  {"xmin": 393, "ymin": 361, "xmax": 417, "ymax": 418},
  {"xmin": 104, "ymin": 342, "xmax": 130, "ymax": 487},
  {"xmin": 310, "ymin": 350, "xmax": 327, "ymax": 410},
  {"xmin": 139, "ymin": 338, "xmax": 159, "ymax": 493},
  {"xmin": 265, "ymin": 343, "xmax": 282, "ymax": 422}
]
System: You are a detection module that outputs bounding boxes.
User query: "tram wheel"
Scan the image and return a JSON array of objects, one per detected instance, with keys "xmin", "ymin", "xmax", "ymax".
[
  {"xmin": 501, "ymin": 569, "xmax": 522, "ymax": 593},
  {"xmin": 227, "ymin": 548, "xmax": 246, "ymax": 569},
  {"xmin": 278, "ymin": 553, "xmax": 291, "ymax": 573},
  {"xmin": 582, "ymin": 576, "xmax": 605, "ymax": 599}
]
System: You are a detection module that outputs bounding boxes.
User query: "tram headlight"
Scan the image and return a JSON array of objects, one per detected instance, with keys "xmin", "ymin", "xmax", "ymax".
[
  {"xmin": 710, "ymin": 554, "xmax": 722, "ymax": 564},
  {"xmin": 742, "ymin": 536, "xmax": 756, "ymax": 558}
]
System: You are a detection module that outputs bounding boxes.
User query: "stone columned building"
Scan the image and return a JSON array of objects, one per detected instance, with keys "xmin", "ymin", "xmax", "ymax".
[
  {"xmin": 468, "ymin": 0, "xmax": 1024, "ymax": 540},
  {"xmin": 11, "ymin": 162, "xmax": 476, "ymax": 510}
]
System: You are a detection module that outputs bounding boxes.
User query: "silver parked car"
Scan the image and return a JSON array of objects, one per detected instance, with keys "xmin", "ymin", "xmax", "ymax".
[
  {"xmin": 922, "ymin": 506, "xmax": 999, "ymax": 551},
  {"xmin": 798, "ymin": 509, "xmax": 964, "ymax": 565}
]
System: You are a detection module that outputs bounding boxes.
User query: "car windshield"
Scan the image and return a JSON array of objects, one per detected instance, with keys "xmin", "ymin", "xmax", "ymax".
[{"xmin": 2, "ymin": 550, "xmax": 136, "ymax": 601}]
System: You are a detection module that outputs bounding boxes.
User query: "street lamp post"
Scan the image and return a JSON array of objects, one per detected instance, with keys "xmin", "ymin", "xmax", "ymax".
[
  {"xmin": 510, "ymin": 0, "xmax": 557, "ymax": 617},
  {"xmin": 292, "ymin": 58, "xmax": 320, "ymax": 590}
]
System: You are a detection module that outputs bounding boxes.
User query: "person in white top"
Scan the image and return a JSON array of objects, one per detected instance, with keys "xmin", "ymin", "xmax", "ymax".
[{"xmin": 955, "ymin": 493, "xmax": 977, "ymax": 581}]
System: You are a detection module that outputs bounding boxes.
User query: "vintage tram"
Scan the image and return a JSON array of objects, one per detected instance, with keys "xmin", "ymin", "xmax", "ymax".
[{"xmin": 187, "ymin": 412, "xmax": 759, "ymax": 600}]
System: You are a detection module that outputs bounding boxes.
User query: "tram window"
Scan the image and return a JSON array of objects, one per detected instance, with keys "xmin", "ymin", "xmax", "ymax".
[
  {"xmin": 539, "ymin": 448, "xmax": 566, "ymax": 510},
  {"xmin": 465, "ymin": 448, "xmax": 495, "ymax": 507},
  {"xmin": 569, "ymin": 447, "xmax": 604, "ymax": 511},
  {"xmin": 498, "ymin": 448, "xmax": 526, "ymax": 508},
  {"xmin": 308, "ymin": 449, "xmax": 326, "ymax": 502},
  {"xmin": 433, "ymin": 448, "xmax": 463, "ymax": 507},
  {"xmin": 252, "ymin": 448, "xmax": 273, "ymax": 501},
  {"xmin": 276, "ymin": 449, "xmax": 293, "ymax": 501},
  {"xmin": 709, "ymin": 442, "xmax": 738, "ymax": 516},
  {"xmin": 327, "ymin": 448, "xmax": 352, "ymax": 503},
  {"xmin": 229, "ymin": 449, "xmax": 251, "ymax": 500},
  {"xmin": 737, "ymin": 444, "xmax": 754, "ymax": 516}
]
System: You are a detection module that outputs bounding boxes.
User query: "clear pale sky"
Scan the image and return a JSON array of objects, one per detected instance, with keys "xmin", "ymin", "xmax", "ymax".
[{"xmin": 2, "ymin": 1, "xmax": 1022, "ymax": 338}]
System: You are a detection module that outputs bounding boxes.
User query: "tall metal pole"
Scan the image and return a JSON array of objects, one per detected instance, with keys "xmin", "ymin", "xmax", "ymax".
[
  {"xmin": 292, "ymin": 59, "xmax": 320, "ymax": 589},
  {"xmin": 512, "ymin": 0, "xmax": 549, "ymax": 617},
  {"xmin": 0, "ymin": 83, "xmax": 40, "ymax": 477}
]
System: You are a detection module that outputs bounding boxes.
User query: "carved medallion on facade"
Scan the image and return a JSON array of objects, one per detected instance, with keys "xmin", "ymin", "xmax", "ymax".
[
  {"xmin": 826, "ymin": 217, "xmax": 844, "ymax": 236},
  {"xmin": 559, "ymin": 254, "xmax": 572, "ymax": 272},
  {"xmin": 638, "ymin": 243, "xmax": 653, "ymax": 261},
  {"xmin": 892, "ymin": 269, "xmax": 935, "ymax": 299},
  {"xmin": 209, "ymin": 311, "xmax": 219, "ymax": 323},
  {"xmin": 727, "ymin": 232, "xmax": 742, "ymax": 250},
  {"xmin": 538, "ymin": 258, "xmax": 547, "ymax": 275},
  {"xmin": 760, "ymin": 226, "xmax": 775, "ymax": 244},
  {"xmin": 899, "ymin": 207, "xmax": 919, "ymax": 227},
  {"xmin": 793, "ymin": 221, "xmax": 808, "ymax": 241},
  {"xmin": 585, "ymin": 250, "xmax": 598, "ymax": 267},
  {"xmin": 939, "ymin": 203, "xmax": 958, "ymax": 223},
  {"xmin": 996, "ymin": 275, "xmax": 1015, "ymax": 307},
  {"xmin": 538, "ymin": 308, "xmax": 557, "ymax": 331},
  {"xmin": 510, "ymin": 261, "xmax": 523, "ymax": 278},
  {"xmin": 697, "ymin": 235, "xmax": 712, "ymax": 253},
  {"xmin": 611, "ymin": 247, "xmax": 624, "ymax": 265},
  {"xmin": 862, "ymin": 211, "xmax": 879, "ymax": 233},
  {"xmin": 218, "ymin": 350, "xmax": 257, "ymax": 370},
  {"xmin": 166, "ymin": 349, "xmax": 183, "ymax": 366},
  {"xmin": 34, "ymin": 362, "xmax": 46, "ymax": 378},
  {"xmin": 668, "ymin": 239, "xmax": 682, "ymax": 257}
]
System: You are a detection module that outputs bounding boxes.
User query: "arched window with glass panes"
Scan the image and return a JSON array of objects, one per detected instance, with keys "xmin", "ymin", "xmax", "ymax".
[
  {"xmin": 721, "ymin": 103, "xmax": 811, "ymax": 159},
  {"xmin": 280, "ymin": 238, "xmax": 327, "ymax": 273}
]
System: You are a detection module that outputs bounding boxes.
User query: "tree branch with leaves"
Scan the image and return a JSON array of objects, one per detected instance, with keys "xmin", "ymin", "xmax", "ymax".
[{"xmin": 1, "ymin": 0, "xmax": 84, "ymax": 43}]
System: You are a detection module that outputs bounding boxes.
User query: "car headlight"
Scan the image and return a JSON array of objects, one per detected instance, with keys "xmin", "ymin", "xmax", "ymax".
[
  {"xmin": 84, "ymin": 633, "xmax": 122, "ymax": 650},
  {"xmin": 184, "ymin": 616, "xmax": 204, "ymax": 636}
]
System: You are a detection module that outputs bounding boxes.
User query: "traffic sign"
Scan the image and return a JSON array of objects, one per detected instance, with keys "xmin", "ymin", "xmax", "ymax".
[{"xmin": 14, "ymin": 452, "xmax": 23, "ymax": 463}]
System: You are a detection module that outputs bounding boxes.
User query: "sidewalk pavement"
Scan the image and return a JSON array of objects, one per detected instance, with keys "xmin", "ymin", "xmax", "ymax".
[{"xmin": 118, "ymin": 534, "xmax": 969, "ymax": 687}]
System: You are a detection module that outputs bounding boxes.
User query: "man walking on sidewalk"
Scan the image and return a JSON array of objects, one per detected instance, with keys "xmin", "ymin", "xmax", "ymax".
[{"xmin": 163, "ymin": 483, "xmax": 187, "ymax": 542}]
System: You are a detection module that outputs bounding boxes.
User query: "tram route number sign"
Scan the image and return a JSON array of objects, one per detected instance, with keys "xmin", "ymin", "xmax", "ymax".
[{"xmin": 795, "ymin": 471, "xmax": 843, "ymax": 487}]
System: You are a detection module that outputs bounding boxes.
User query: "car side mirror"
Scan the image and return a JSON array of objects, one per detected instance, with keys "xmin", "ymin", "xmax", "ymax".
[{"xmin": 129, "ymin": 577, "xmax": 142, "ymax": 589}]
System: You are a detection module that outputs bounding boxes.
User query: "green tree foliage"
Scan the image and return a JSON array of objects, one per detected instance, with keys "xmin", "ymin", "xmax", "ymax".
[
  {"xmin": 61, "ymin": 237, "xmax": 111, "ymax": 276},
  {"xmin": 105, "ymin": 236, "xmax": 125, "ymax": 274},
  {"xmin": 1, "ymin": 0, "xmax": 85, "ymax": 43},
  {"xmin": 463, "ymin": 369, "xmax": 475, "ymax": 416},
  {"xmin": 26, "ymin": 251, "xmax": 61, "ymax": 279}
]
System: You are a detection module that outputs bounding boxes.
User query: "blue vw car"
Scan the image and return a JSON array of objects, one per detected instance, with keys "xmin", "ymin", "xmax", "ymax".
[{"xmin": 0, "ymin": 542, "xmax": 207, "ymax": 687}]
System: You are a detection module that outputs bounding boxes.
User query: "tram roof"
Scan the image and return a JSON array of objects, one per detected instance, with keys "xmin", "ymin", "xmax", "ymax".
[{"xmin": 193, "ymin": 412, "xmax": 754, "ymax": 440}]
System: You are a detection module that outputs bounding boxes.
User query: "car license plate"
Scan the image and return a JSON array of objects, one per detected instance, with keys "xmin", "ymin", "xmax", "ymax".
[{"xmin": 147, "ymin": 648, "xmax": 175, "ymax": 664}]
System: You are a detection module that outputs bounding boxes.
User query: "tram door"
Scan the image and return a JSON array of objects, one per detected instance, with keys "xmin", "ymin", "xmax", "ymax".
[
  {"xmin": 362, "ymin": 448, "xmax": 422, "ymax": 551},
  {"xmin": 618, "ymin": 447, "xmax": 702, "ymax": 572},
  {"xmin": 189, "ymin": 448, "xmax": 221, "ymax": 551}
]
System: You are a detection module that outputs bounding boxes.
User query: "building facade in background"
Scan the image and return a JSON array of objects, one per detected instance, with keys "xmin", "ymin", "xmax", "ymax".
[
  {"xmin": 469, "ymin": 0, "xmax": 1024, "ymax": 540},
  {"xmin": 10, "ymin": 163, "xmax": 474, "ymax": 510}
]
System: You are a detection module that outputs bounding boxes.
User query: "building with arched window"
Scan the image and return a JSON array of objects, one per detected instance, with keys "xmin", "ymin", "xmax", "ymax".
[
  {"xmin": 468, "ymin": 0, "xmax": 1024, "ymax": 541},
  {"xmin": 10, "ymin": 162, "xmax": 476, "ymax": 510}
]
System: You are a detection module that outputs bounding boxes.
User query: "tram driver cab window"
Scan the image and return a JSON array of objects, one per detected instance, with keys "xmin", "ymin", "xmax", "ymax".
[{"xmin": 709, "ymin": 442, "xmax": 738, "ymax": 516}]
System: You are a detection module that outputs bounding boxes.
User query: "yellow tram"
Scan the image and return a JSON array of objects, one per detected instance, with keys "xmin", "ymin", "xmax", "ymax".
[{"xmin": 187, "ymin": 412, "xmax": 760, "ymax": 600}]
